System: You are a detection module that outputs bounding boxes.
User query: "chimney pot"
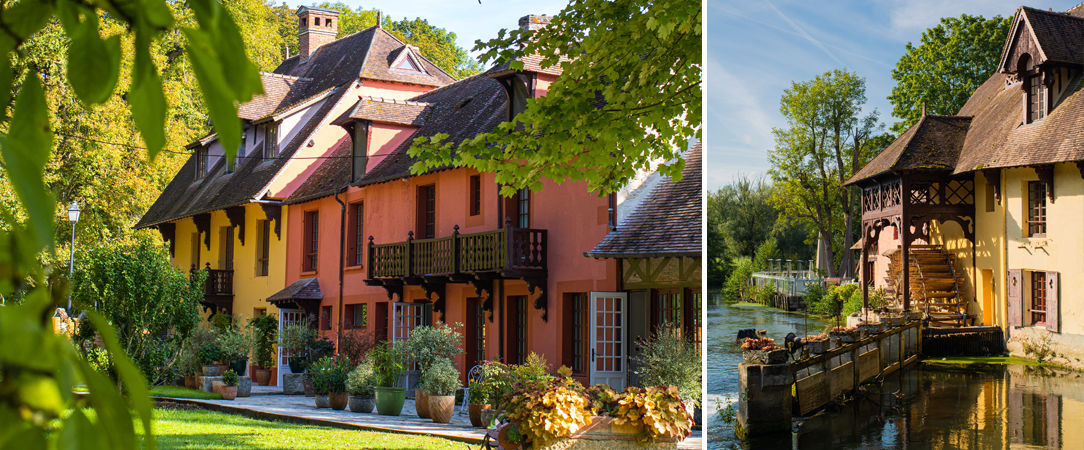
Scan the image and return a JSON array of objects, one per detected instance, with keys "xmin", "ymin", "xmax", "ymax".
[
  {"xmin": 297, "ymin": 6, "xmax": 340, "ymax": 61},
  {"xmin": 518, "ymin": 14, "xmax": 551, "ymax": 32}
]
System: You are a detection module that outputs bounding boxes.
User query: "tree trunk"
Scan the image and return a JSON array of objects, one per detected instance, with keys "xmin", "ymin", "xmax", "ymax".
[{"xmin": 838, "ymin": 210, "xmax": 855, "ymax": 279}]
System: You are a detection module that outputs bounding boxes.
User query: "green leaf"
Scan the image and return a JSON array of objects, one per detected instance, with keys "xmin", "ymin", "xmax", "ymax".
[
  {"xmin": 86, "ymin": 311, "xmax": 154, "ymax": 450},
  {"xmin": 1, "ymin": 73, "xmax": 54, "ymax": 250},
  {"xmin": 62, "ymin": 2, "xmax": 122, "ymax": 105},
  {"xmin": 129, "ymin": 27, "xmax": 167, "ymax": 158},
  {"xmin": 59, "ymin": 408, "xmax": 104, "ymax": 450},
  {"xmin": 184, "ymin": 28, "xmax": 244, "ymax": 162},
  {"xmin": 1, "ymin": 1, "xmax": 53, "ymax": 40}
]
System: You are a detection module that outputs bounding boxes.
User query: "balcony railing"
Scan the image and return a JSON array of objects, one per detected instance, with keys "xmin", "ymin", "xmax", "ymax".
[
  {"xmin": 367, "ymin": 225, "xmax": 547, "ymax": 279},
  {"xmin": 191, "ymin": 263, "xmax": 234, "ymax": 297}
]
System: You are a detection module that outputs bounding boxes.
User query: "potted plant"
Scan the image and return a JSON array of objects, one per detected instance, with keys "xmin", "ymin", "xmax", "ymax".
[
  {"xmin": 250, "ymin": 314, "xmax": 278, "ymax": 385},
  {"xmin": 829, "ymin": 326, "xmax": 858, "ymax": 344},
  {"xmin": 221, "ymin": 369, "xmax": 239, "ymax": 400},
  {"xmin": 804, "ymin": 333, "xmax": 829, "ymax": 354},
  {"xmin": 371, "ymin": 341, "xmax": 407, "ymax": 416},
  {"xmin": 198, "ymin": 342, "xmax": 222, "ymax": 376},
  {"xmin": 405, "ymin": 324, "xmax": 463, "ymax": 419},
  {"xmin": 420, "ymin": 358, "xmax": 460, "ymax": 423},
  {"xmin": 218, "ymin": 323, "xmax": 252, "ymax": 377},
  {"xmin": 631, "ymin": 325, "xmax": 701, "ymax": 415},
  {"xmin": 346, "ymin": 357, "xmax": 376, "ymax": 413},
  {"xmin": 501, "ymin": 378, "xmax": 591, "ymax": 447},
  {"xmin": 740, "ymin": 337, "xmax": 787, "ymax": 364},
  {"xmin": 309, "ymin": 355, "xmax": 350, "ymax": 409},
  {"xmin": 468, "ymin": 370, "xmax": 493, "ymax": 427},
  {"xmin": 279, "ymin": 323, "xmax": 316, "ymax": 374}
]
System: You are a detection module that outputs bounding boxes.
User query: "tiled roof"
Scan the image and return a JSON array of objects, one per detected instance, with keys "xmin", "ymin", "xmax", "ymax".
[
  {"xmin": 333, "ymin": 96, "xmax": 432, "ymax": 126},
  {"xmin": 953, "ymin": 71, "xmax": 1084, "ymax": 172},
  {"xmin": 1019, "ymin": 7, "xmax": 1084, "ymax": 66},
  {"xmin": 137, "ymin": 26, "xmax": 456, "ymax": 229},
  {"xmin": 267, "ymin": 277, "xmax": 323, "ymax": 302},
  {"xmin": 237, "ymin": 73, "xmax": 312, "ymax": 121},
  {"xmin": 284, "ymin": 135, "xmax": 352, "ymax": 205},
  {"xmin": 275, "ymin": 27, "xmax": 455, "ymax": 89},
  {"xmin": 585, "ymin": 144, "xmax": 702, "ymax": 258},
  {"xmin": 355, "ymin": 71, "xmax": 509, "ymax": 187},
  {"xmin": 135, "ymin": 87, "xmax": 349, "ymax": 228},
  {"xmin": 845, "ymin": 115, "xmax": 971, "ymax": 185},
  {"xmin": 490, "ymin": 54, "xmax": 567, "ymax": 77},
  {"xmin": 849, "ymin": 4, "xmax": 1084, "ymax": 183}
]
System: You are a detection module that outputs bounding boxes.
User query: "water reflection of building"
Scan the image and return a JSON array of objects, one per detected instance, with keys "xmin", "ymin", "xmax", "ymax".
[
  {"xmin": 846, "ymin": 4, "xmax": 1084, "ymax": 366},
  {"xmin": 785, "ymin": 367, "xmax": 1080, "ymax": 448}
]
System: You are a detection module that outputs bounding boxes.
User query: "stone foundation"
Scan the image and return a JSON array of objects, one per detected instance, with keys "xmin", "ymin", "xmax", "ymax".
[{"xmin": 1007, "ymin": 326, "xmax": 1084, "ymax": 370}]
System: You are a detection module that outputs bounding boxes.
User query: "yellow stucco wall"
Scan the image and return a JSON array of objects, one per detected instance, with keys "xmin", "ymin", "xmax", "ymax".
[
  {"xmin": 970, "ymin": 162, "xmax": 1084, "ymax": 369},
  {"xmin": 168, "ymin": 203, "xmax": 289, "ymax": 323}
]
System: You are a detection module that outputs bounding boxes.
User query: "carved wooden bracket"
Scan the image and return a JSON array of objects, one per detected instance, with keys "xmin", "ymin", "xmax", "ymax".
[
  {"xmin": 1034, "ymin": 164, "xmax": 1055, "ymax": 203},
  {"xmin": 156, "ymin": 223, "xmax": 176, "ymax": 257},
  {"xmin": 193, "ymin": 213, "xmax": 211, "ymax": 249},
  {"xmin": 982, "ymin": 168, "xmax": 1002, "ymax": 205},
  {"xmin": 226, "ymin": 206, "xmax": 246, "ymax": 245},
  {"xmin": 482, "ymin": 296, "xmax": 494, "ymax": 323},
  {"xmin": 525, "ymin": 276, "xmax": 548, "ymax": 322},
  {"xmin": 260, "ymin": 203, "xmax": 282, "ymax": 238}
]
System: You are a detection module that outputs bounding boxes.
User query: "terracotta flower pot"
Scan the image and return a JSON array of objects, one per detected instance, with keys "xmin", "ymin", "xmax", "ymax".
[
  {"xmin": 253, "ymin": 367, "xmax": 271, "ymax": 386},
  {"xmin": 221, "ymin": 385, "xmax": 237, "ymax": 400},
  {"xmin": 468, "ymin": 403, "xmax": 491, "ymax": 427},
  {"xmin": 428, "ymin": 395, "xmax": 455, "ymax": 423},
  {"xmin": 480, "ymin": 408, "xmax": 498, "ymax": 429},
  {"xmin": 184, "ymin": 375, "xmax": 196, "ymax": 389},
  {"xmin": 349, "ymin": 395, "xmax": 375, "ymax": 413},
  {"xmin": 330, "ymin": 392, "xmax": 349, "ymax": 410},
  {"xmin": 415, "ymin": 389, "xmax": 431, "ymax": 418},
  {"xmin": 211, "ymin": 381, "xmax": 225, "ymax": 395},
  {"xmin": 497, "ymin": 423, "xmax": 523, "ymax": 449},
  {"xmin": 315, "ymin": 393, "xmax": 330, "ymax": 408}
]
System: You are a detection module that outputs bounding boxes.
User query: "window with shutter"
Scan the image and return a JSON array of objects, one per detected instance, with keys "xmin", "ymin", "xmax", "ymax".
[{"xmin": 1046, "ymin": 271, "xmax": 1059, "ymax": 332}]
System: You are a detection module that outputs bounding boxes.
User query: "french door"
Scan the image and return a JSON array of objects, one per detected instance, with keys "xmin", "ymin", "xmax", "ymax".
[
  {"xmin": 277, "ymin": 308, "xmax": 306, "ymax": 386},
  {"xmin": 589, "ymin": 291, "xmax": 628, "ymax": 389},
  {"xmin": 392, "ymin": 302, "xmax": 433, "ymax": 389}
]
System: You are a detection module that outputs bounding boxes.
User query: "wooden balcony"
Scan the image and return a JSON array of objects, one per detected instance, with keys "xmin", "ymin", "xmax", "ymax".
[
  {"xmin": 365, "ymin": 225, "xmax": 549, "ymax": 319},
  {"xmin": 191, "ymin": 263, "xmax": 234, "ymax": 314}
]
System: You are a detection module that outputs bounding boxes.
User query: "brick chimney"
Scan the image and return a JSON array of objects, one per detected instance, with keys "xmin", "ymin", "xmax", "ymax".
[
  {"xmin": 518, "ymin": 14, "xmax": 551, "ymax": 32},
  {"xmin": 297, "ymin": 6, "xmax": 340, "ymax": 61}
]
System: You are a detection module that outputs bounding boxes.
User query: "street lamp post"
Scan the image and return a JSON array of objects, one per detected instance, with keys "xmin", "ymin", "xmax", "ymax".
[{"xmin": 67, "ymin": 201, "xmax": 80, "ymax": 310}]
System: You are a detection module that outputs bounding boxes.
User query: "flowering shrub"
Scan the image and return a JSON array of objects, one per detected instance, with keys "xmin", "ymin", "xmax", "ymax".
[
  {"xmin": 611, "ymin": 386, "xmax": 693, "ymax": 443},
  {"xmin": 502, "ymin": 378, "xmax": 593, "ymax": 447},
  {"xmin": 739, "ymin": 337, "xmax": 779, "ymax": 351},
  {"xmin": 803, "ymin": 333, "xmax": 828, "ymax": 342}
]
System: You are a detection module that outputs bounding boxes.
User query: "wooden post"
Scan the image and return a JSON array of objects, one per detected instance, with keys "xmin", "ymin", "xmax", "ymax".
[
  {"xmin": 452, "ymin": 225, "xmax": 461, "ymax": 274},
  {"xmin": 366, "ymin": 236, "xmax": 374, "ymax": 279},
  {"xmin": 861, "ymin": 223, "xmax": 869, "ymax": 316},
  {"xmin": 406, "ymin": 231, "xmax": 414, "ymax": 277}
]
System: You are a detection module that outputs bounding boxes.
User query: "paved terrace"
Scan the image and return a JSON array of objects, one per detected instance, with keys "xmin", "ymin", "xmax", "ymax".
[{"xmin": 156, "ymin": 387, "xmax": 702, "ymax": 448}]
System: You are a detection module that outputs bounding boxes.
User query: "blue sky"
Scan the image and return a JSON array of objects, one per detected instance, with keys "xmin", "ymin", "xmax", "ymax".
[
  {"xmin": 282, "ymin": 0, "xmax": 571, "ymax": 58},
  {"xmin": 705, "ymin": 0, "xmax": 1080, "ymax": 190}
]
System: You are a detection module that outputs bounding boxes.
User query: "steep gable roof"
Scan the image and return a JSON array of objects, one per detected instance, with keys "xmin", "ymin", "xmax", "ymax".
[
  {"xmin": 585, "ymin": 144, "xmax": 702, "ymax": 258},
  {"xmin": 332, "ymin": 97, "xmax": 432, "ymax": 126},
  {"xmin": 138, "ymin": 25, "xmax": 457, "ymax": 229},
  {"xmin": 846, "ymin": 115, "xmax": 972, "ymax": 185}
]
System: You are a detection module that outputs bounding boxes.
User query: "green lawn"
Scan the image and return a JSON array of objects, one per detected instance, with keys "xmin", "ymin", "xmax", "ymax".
[
  {"xmin": 150, "ymin": 386, "xmax": 222, "ymax": 400},
  {"xmin": 142, "ymin": 407, "xmax": 461, "ymax": 449}
]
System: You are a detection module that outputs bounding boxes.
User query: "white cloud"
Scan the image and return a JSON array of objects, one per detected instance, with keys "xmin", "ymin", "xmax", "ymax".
[{"xmin": 880, "ymin": 0, "xmax": 1024, "ymax": 40}]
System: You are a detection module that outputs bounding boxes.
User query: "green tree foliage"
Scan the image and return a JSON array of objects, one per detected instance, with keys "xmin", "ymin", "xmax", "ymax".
[
  {"xmin": 409, "ymin": 0, "xmax": 701, "ymax": 195},
  {"xmin": 768, "ymin": 70, "xmax": 882, "ymax": 279},
  {"xmin": 71, "ymin": 239, "xmax": 204, "ymax": 385},
  {"xmin": 888, "ymin": 14, "xmax": 1010, "ymax": 134},
  {"xmin": 0, "ymin": 0, "xmax": 260, "ymax": 447},
  {"xmin": 706, "ymin": 176, "xmax": 812, "ymax": 288},
  {"xmin": 313, "ymin": 2, "xmax": 481, "ymax": 79}
]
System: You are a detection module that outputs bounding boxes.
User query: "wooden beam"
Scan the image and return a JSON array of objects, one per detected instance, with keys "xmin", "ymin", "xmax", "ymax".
[
  {"xmin": 226, "ymin": 206, "xmax": 246, "ymax": 245},
  {"xmin": 1034, "ymin": 164, "xmax": 1055, "ymax": 203},
  {"xmin": 193, "ymin": 213, "xmax": 211, "ymax": 249}
]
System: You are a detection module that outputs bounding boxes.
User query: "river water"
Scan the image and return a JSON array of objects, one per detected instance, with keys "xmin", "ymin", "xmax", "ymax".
[{"xmin": 705, "ymin": 290, "xmax": 1084, "ymax": 449}]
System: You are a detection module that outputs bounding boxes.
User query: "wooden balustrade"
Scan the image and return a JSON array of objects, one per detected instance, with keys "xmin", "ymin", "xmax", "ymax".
[{"xmin": 367, "ymin": 226, "xmax": 547, "ymax": 279}]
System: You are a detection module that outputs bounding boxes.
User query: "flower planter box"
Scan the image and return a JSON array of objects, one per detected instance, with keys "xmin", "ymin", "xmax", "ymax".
[
  {"xmin": 535, "ymin": 417, "xmax": 681, "ymax": 449},
  {"xmin": 840, "ymin": 332, "xmax": 857, "ymax": 344},
  {"xmin": 742, "ymin": 348, "xmax": 788, "ymax": 365},
  {"xmin": 806, "ymin": 339, "xmax": 828, "ymax": 354}
]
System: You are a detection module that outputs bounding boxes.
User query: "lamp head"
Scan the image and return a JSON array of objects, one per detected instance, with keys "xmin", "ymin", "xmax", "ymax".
[{"xmin": 67, "ymin": 201, "xmax": 80, "ymax": 223}]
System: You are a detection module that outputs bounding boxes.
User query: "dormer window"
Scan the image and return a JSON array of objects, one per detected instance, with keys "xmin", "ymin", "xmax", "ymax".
[
  {"xmin": 390, "ymin": 48, "xmax": 428, "ymax": 75},
  {"xmin": 1021, "ymin": 54, "xmax": 1045, "ymax": 123},
  {"xmin": 262, "ymin": 124, "xmax": 278, "ymax": 159},
  {"xmin": 195, "ymin": 148, "xmax": 208, "ymax": 178}
]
